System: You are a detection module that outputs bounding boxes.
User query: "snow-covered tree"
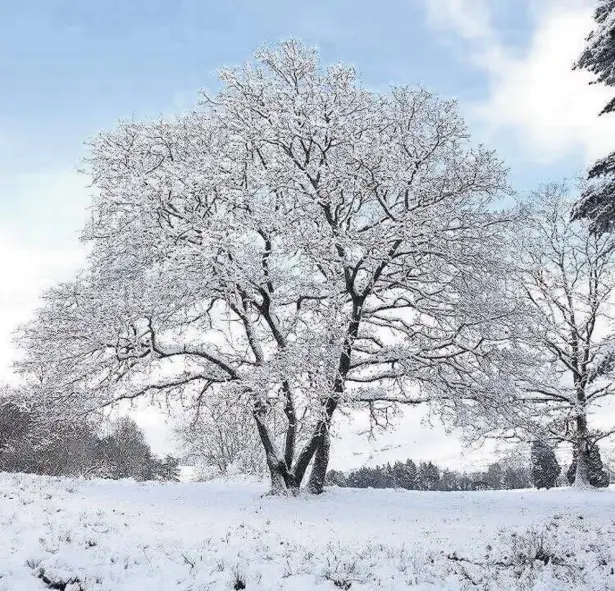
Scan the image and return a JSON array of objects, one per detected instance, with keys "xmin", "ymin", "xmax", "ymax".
[
  {"xmin": 530, "ymin": 440, "xmax": 560, "ymax": 490},
  {"xmin": 0, "ymin": 385, "xmax": 103, "ymax": 477},
  {"xmin": 96, "ymin": 417, "xmax": 159, "ymax": 481},
  {"xmin": 573, "ymin": 0, "xmax": 615, "ymax": 232},
  {"xmin": 417, "ymin": 461, "xmax": 440, "ymax": 491},
  {"xmin": 502, "ymin": 465, "xmax": 531, "ymax": 490},
  {"xmin": 324, "ymin": 469, "xmax": 347, "ymax": 487},
  {"xmin": 156, "ymin": 455, "xmax": 181, "ymax": 482},
  {"xmin": 391, "ymin": 459, "xmax": 417, "ymax": 490},
  {"xmin": 174, "ymin": 395, "xmax": 271, "ymax": 479},
  {"xmin": 346, "ymin": 466, "xmax": 383, "ymax": 488},
  {"xmin": 576, "ymin": 0, "xmax": 615, "ymax": 114},
  {"xmin": 16, "ymin": 40, "xmax": 512, "ymax": 495},
  {"xmin": 506, "ymin": 184, "xmax": 615, "ymax": 488},
  {"xmin": 438, "ymin": 469, "xmax": 460, "ymax": 491},
  {"xmin": 483, "ymin": 462, "xmax": 504, "ymax": 490},
  {"xmin": 0, "ymin": 387, "xmax": 32, "ymax": 456}
]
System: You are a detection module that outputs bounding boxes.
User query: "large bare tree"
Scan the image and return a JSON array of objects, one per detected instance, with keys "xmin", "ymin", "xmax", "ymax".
[{"xmin": 16, "ymin": 41, "xmax": 512, "ymax": 495}]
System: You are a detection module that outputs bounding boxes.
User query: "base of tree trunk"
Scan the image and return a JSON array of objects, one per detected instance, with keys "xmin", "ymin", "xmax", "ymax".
[
  {"xmin": 265, "ymin": 462, "xmax": 302, "ymax": 496},
  {"xmin": 571, "ymin": 477, "xmax": 594, "ymax": 490},
  {"xmin": 573, "ymin": 446, "xmax": 592, "ymax": 490},
  {"xmin": 262, "ymin": 486, "xmax": 300, "ymax": 497}
]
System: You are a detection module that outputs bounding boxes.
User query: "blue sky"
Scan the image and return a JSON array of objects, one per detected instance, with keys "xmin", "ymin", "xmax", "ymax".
[
  {"xmin": 1, "ymin": 0, "xmax": 613, "ymax": 465},
  {"xmin": 0, "ymin": 1, "xmax": 557, "ymax": 179},
  {"xmin": 1, "ymin": 0, "xmax": 598, "ymax": 216},
  {"xmin": 1, "ymin": 0, "xmax": 604, "ymax": 263}
]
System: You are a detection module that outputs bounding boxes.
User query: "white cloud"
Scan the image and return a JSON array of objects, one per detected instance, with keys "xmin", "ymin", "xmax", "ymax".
[
  {"xmin": 426, "ymin": 0, "xmax": 615, "ymax": 164},
  {"xmin": 423, "ymin": 0, "xmax": 504, "ymax": 71},
  {"xmin": 0, "ymin": 171, "xmax": 87, "ymax": 383},
  {"xmin": 424, "ymin": 0, "xmax": 493, "ymax": 42}
]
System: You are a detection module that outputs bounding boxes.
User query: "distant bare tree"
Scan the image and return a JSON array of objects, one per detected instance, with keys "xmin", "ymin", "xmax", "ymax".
[
  {"xmin": 174, "ymin": 395, "xmax": 270, "ymax": 478},
  {"xmin": 509, "ymin": 184, "xmax": 615, "ymax": 488}
]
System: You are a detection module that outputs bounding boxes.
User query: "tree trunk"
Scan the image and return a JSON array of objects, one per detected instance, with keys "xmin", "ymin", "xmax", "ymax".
[
  {"xmin": 253, "ymin": 404, "xmax": 299, "ymax": 496},
  {"xmin": 573, "ymin": 413, "xmax": 592, "ymax": 489},
  {"xmin": 306, "ymin": 427, "xmax": 330, "ymax": 494},
  {"xmin": 253, "ymin": 394, "xmax": 338, "ymax": 495},
  {"xmin": 264, "ymin": 456, "xmax": 299, "ymax": 496},
  {"xmin": 267, "ymin": 459, "xmax": 289, "ymax": 495},
  {"xmin": 292, "ymin": 399, "xmax": 338, "ymax": 493}
]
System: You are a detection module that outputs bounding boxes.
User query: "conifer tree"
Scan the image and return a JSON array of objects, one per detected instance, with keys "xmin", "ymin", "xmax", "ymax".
[
  {"xmin": 403, "ymin": 459, "xmax": 418, "ymax": 490},
  {"xmin": 418, "ymin": 462, "xmax": 440, "ymax": 491},
  {"xmin": 157, "ymin": 455, "xmax": 181, "ymax": 482},
  {"xmin": 324, "ymin": 469, "xmax": 347, "ymax": 487},
  {"xmin": 391, "ymin": 460, "xmax": 417, "ymax": 490},
  {"xmin": 530, "ymin": 440, "xmax": 561, "ymax": 489},
  {"xmin": 573, "ymin": 0, "xmax": 615, "ymax": 232}
]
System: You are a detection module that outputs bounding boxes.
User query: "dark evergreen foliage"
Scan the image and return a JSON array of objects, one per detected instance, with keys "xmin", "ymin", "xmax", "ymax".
[
  {"xmin": 530, "ymin": 440, "xmax": 561, "ymax": 489},
  {"xmin": 326, "ymin": 457, "xmax": 532, "ymax": 491},
  {"xmin": 418, "ymin": 462, "xmax": 440, "ymax": 491},
  {"xmin": 156, "ymin": 455, "xmax": 181, "ymax": 482},
  {"xmin": 391, "ymin": 460, "xmax": 417, "ymax": 489},
  {"xmin": 574, "ymin": 153, "xmax": 615, "ymax": 234},
  {"xmin": 324, "ymin": 469, "xmax": 347, "ymax": 487},
  {"xmin": 484, "ymin": 462, "xmax": 505, "ymax": 490},
  {"xmin": 573, "ymin": 0, "xmax": 615, "ymax": 232},
  {"xmin": 575, "ymin": 0, "xmax": 615, "ymax": 113},
  {"xmin": 346, "ymin": 466, "xmax": 385, "ymax": 489}
]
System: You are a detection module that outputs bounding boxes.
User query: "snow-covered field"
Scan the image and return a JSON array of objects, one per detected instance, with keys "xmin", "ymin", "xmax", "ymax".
[{"xmin": 1, "ymin": 474, "xmax": 615, "ymax": 590}]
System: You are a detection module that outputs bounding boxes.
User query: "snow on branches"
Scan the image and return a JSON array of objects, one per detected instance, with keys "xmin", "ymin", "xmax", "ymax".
[
  {"xmin": 471, "ymin": 184, "xmax": 615, "ymax": 487},
  {"xmin": 575, "ymin": 0, "xmax": 615, "ymax": 116},
  {"xmin": 16, "ymin": 40, "xmax": 513, "ymax": 494},
  {"xmin": 573, "ymin": 0, "xmax": 615, "ymax": 233}
]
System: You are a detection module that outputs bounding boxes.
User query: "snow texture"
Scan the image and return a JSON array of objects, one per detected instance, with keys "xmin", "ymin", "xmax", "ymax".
[{"xmin": 1, "ymin": 473, "xmax": 615, "ymax": 590}]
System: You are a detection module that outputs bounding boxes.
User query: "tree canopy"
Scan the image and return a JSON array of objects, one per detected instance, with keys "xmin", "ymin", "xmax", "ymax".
[{"xmin": 16, "ymin": 40, "xmax": 515, "ymax": 495}]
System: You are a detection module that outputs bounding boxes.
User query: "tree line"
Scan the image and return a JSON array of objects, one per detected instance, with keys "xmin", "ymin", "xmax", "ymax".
[
  {"xmin": 326, "ymin": 440, "xmax": 612, "ymax": 491},
  {"xmin": 325, "ymin": 459, "xmax": 532, "ymax": 492},
  {"xmin": 5, "ymin": 2, "xmax": 615, "ymax": 496},
  {"xmin": 0, "ymin": 394, "xmax": 180, "ymax": 481}
]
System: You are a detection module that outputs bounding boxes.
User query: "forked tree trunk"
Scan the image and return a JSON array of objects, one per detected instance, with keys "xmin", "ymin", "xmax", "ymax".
[
  {"xmin": 253, "ymin": 400, "xmax": 336, "ymax": 495},
  {"xmin": 254, "ymin": 405, "xmax": 300, "ymax": 496},
  {"xmin": 265, "ymin": 457, "xmax": 300, "ymax": 496},
  {"xmin": 253, "ymin": 295, "xmax": 361, "ymax": 496}
]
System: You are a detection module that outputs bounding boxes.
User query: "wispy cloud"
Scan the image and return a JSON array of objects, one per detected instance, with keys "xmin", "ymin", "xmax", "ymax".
[
  {"xmin": 0, "ymin": 170, "xmax": 87, "ymax": 382},
  {"xmin": 425, "ymin": 0, "xmax": 615, "ymax": 164}
]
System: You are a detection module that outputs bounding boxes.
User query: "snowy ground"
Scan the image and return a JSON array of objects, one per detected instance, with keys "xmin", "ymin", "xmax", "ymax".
[{"xmin": 1, "ymin": 474, "xmax": 615, "ymax": 590}]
